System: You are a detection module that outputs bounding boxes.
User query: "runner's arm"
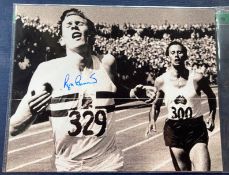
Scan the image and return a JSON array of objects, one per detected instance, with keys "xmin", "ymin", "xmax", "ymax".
[
  {"xmin": 149, "ymin": 90, "xmax": 164, "ymax": 122},
  {"xmin": 101, "ymin": 54, "xmax": 131, "ymax": 98},
  {"xmin": 102, "ymin": 54, "xmax": 156, "ymax": 100},
  {"xmin": 198, "ymin": 77, "xmax": 216, "ymax": 131},
  {"xmin": 10, "ymin": 63, "xmax": 51, "ymax": 136},
  {"xmin": 198, "ymin": 77, "xmax": 216, "ymax": 120},
  {"xmin": 146, "ymin": 78, "xmax": 164, "ymax": 135}
]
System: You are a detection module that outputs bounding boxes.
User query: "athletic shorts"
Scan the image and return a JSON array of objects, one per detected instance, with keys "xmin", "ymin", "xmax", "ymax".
[
  {"xmin": 163, "ymin": 116, "xmax": 209, "ymax": 152},
  {"xmin": 55, "ymin": 148, "xmax": 123, "ymax": 172}
]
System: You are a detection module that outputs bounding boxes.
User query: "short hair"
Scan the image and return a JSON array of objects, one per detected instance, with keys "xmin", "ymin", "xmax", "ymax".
[
  {"xmin": 165, "ymin": 41, "xmax": 188, "ymax": 60},
  {"xmin": 57, "ymin": 8, "xmax": 96, "ymax": 45}
]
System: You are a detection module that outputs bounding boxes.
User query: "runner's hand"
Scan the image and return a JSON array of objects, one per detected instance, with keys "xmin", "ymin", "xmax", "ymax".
[
  {"xmin": 28, "ymin": 83, "xmax": 53, "ymax": 115},
  {"xmin": 130, "ymin": 85, "xmax": 157, "ymax": 103},
  {"xmin": 145, "ymin": 122, "xmax": 157, "ymax": 138},
  {"xmin": 143, "ymin": 86, "xmax": 157, "ymax": 103},
  {"xmin": 206, "ymin": 116, "xmax": 215, "ymax": 132}
]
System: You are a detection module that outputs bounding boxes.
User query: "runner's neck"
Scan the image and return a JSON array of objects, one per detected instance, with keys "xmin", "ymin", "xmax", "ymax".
[
  {"xmin": 66, "ymin": 48, "xmax": 93, "ymax": 71},
  {"xmin": 170, "ymin": 66, "xmax": 189, "ymax": 80}
]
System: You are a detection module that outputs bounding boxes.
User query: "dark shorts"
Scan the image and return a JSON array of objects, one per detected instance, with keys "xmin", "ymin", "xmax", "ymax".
[{"xmin": 164, "ymin": 116, "xmax": 209, "ymax": 152}]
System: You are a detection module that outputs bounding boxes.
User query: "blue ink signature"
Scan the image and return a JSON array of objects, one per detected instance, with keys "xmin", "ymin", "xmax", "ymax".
[{"xmin": 64, "ymin": 73, "xmax": 97, "ymax": 90}]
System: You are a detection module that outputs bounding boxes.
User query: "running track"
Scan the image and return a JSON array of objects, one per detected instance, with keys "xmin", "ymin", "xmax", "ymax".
[{"xmin": 5, "ymin": 88, "xmax": 222, "ymax": 172}]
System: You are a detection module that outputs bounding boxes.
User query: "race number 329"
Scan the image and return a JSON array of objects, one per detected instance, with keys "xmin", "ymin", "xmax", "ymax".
[{"xmin": 67, "ymin": 109, "xmax": 107, "ymax": 137}]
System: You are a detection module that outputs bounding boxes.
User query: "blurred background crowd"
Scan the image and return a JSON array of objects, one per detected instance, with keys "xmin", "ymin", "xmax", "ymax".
[{"xmin": 12, "ymin": 14, "xmax": 217, "ymax": 100}]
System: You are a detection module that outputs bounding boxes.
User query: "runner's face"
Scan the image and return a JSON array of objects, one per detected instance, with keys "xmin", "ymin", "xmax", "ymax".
[
  {"xmin": 61, "ymin": 15, "xmax": 89, "ymax": 50},
  {"xmin": 168, "ymin": 44, "xmax": 185, "ymax": 67}
]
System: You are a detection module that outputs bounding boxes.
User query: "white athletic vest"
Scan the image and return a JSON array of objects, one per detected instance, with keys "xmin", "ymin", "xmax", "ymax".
[
  {"xmin": 34, "ymin": 55, "xmax": 120, "ymax": 162},
  {"xmin": 161, "ymin": 70, "xmax": 202, "ymax": 120}
]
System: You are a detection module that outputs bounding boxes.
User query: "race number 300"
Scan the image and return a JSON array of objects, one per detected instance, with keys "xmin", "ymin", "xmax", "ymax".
[
  {"xmin": 67, "ymin": 109, "xmax": 107, "ymax": 137},
  {"xmin": 171, "ymin": 106, "xmax": 193, "ymax": 119}
]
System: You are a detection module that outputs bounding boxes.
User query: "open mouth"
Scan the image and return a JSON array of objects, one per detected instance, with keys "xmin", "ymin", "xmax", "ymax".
[
  {"xmin": 72, "ymin": 32, "xmax": 82, "ymax": 39},
  {"xmin": 175, "ymin": 58, "xmax": 180, "ymax": 62},
  {"xmin": 174, "ymin": 59, "xmax": 181, "ymax": 64}
]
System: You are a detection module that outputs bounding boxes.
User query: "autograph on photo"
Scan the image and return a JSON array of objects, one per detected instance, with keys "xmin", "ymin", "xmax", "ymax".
[{"xmin": 64, "ymin": 73, "xmax": 97, "ymax": 90}]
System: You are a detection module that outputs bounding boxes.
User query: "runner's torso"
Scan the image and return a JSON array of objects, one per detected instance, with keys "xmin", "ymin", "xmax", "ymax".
[
  {"xmin": 161, "ymin": 70, "xmax": 202, "ymax": 120},
  {"xmin": 36, "ymin": 55, "xmax": 117, "ymax": 161}
]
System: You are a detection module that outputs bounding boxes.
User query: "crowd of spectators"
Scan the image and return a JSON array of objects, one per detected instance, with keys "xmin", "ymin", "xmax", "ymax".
[
  {"xmin": 12, "ymin": 14, "xmax": 218, "ymax": 100},
  {"xmin": 94, "ymin": 22, "xmax": 217, "ymax": 87}
]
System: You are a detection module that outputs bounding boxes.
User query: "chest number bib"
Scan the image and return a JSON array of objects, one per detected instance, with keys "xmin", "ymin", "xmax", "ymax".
[
  {"xmin": 171, "ymin": 106, "xmax": 193, "ymax": 119},
  {"xmin": 67, "ymin": 109, "xmax": 107, "ymax": 137}
]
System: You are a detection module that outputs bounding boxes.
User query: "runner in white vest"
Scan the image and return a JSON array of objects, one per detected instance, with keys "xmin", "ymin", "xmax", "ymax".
[
  {"xmin": 146, "ymin": 41, "xmax": 216, "ymax": 171},
  {"xmin": 9, "ymin": 8, "xmax": 156, "ymax": 172}
]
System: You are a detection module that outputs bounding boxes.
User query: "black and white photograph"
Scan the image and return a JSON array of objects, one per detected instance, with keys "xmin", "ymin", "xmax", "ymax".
[{"xmin": 5, "ymin": 4, "xmax": 222, "ymax": 172}]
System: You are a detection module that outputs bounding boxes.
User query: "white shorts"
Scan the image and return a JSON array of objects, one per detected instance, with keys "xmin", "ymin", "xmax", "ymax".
[{"xmin": 55, "ymin": 148, "xmax": 123, "ymax": 172}]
